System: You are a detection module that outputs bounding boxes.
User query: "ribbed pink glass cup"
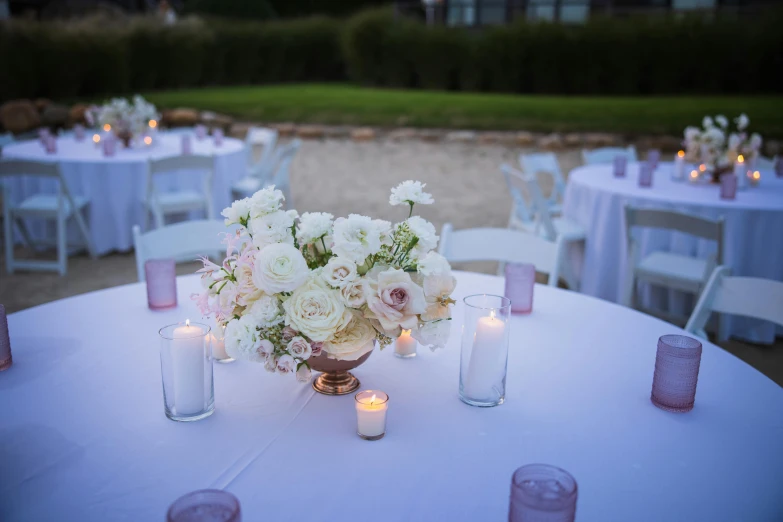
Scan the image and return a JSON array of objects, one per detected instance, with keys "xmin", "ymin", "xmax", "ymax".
[
  {"xmin": 775, "ymin": 157, "xmax": 783, "ymax": 178},
  {"xmin": 651, "ymin": 334, "xmax": 702, "ymax": 413},
  {"xmin": 74, "ymin": 124, "xmax": 86, "ymax": 141},
  {"xmin": 1, "ymin": 304, "xmax": 12, "ymax": 371},
  {"xmin": 182, "ymin": 134, "xmax": 192, "ymax": 155},
  {"xmin": 505, "ymin": 263, "xmax": 535, "ymax": 314},
  {"xmin": 647, "ymin": 149, "xmax": 660, "ymax": 169},
  {"xmin": 167, "ymin": 490, "xmax": 241, "ymax": 522},
  {"xmin": 613, "ymin": 155, "xmax": 627, "ymax": 178},
  {"xmin": 509, "ymin": 464, "xmax": 577, "ymax": 522},
  {"xmin": 720, "ymin": 173, "xmax": 737, "ymax": 200},
  {"xmin": 145, "ymin": 259, "xmax": 177, "ymax": 310},
  {"xmin": 638, "ymin": 162, "xmax": 653, "ymax": 187},
  {"xmin": 213, "ymin": 128, "xmax": 224, "ymax": 147},
  {"xmin": 195, "ymin": 124, "xmax": 207, "ymax": 140}
]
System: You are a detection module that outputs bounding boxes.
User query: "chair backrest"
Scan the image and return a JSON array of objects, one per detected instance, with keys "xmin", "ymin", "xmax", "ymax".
[
  {"xmin": 438, "ymin": 224, "xmax": 563, "ymax": 286},
  {"xmin": 500, "ymin": 164, "xmax": 534, "ymax": 225},
  {"xmin": 268, "ymin": 139, "xmax": 301, "ymax": 193},
  {"xmin": 0, "ymin": 132, "xmax": 16, "ymax": 148},
  {"xmin": 132, "ymin": 220, "xmax": 236, "ymax": 282},
  {"xmin": 514, "ymin": 170, "xmax": 559, "ymax": 241},
  {"xmin": 685, "ymin": 266, "xmax": 783, "ymax": 338},
  {"xmin": 149, "ymin": 154, "xmax": 214, "ymax": 175},
  {"xmin": 519, "ymin": 152, "xmax": 566, "ymax": 204},
  {"xmin": 582, "ymin": 145, "xmax": 638, "ymax": 165},
  {"xmin": 245, "ymin": 127, "xmax": 279, "ymax": 176},
  {"xmin": 0, "ymin": 159, "xmax": 60, "ymax": 178}
]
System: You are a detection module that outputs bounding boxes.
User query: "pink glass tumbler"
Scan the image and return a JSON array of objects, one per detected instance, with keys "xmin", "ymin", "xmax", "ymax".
[
  {"xmin": 167, "ymin": 489, "xmax": 241, "ymax": 522},
  {"xmin": 775, "ymin": 156, "xmax": 783, "ymax": 178},
  {"xmin": 720, "ymin": 173, "xmax": 737, "ymax": 200},
  {"xmin": 195, "ymin": 124, "xmax": 207, "ymax": 140},
  {"xmin": 509, "ymin": 464, "xmax": 577, "ymax": 522},
  {"xmin": 213, "ymin": 128, "xmax": 224, "ymax": 147},
  {"xmin": 647, "ymin": 149, "xmax": 660, "ymax": 169},
  {"xmin": 44, "ymin": 135, "xmax": 57, "ymax": 154},
  {"xmin": 505, "ymin": 263, "xmax": 535, "ymax": 314},
  {"xmin": 103, "ymin": 137, "xmax": 116, "ymax": 157},
  {"xmin": 638, "ymin": 162, "xmax": 653, "ymax": 187},
  {"xmin": 1, "ymin": 304, "xmax": 12, "ymax": 371},
  {"xmin": 181, "ymin": 134, "xmax": 192, "ymax": 155},
  {"xmin": 145, "ymin": 259, "xmax": 177, "ymax": 310},
  {"xmin": 651, "ymin": 334, "xmax": 702, "ymax": 413},
  {"xmin": 613, "ymin": 155, "xmax": 627, "ymax": 178},
  {"xmin": 74, "ymin": 124, "xmax": 86, "ymax": 142}
]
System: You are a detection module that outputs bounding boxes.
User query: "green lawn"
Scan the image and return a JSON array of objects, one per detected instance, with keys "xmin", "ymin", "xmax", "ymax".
[{"xmin": 141, "ymin": 84, "xmax": 783, "ymax": 137}]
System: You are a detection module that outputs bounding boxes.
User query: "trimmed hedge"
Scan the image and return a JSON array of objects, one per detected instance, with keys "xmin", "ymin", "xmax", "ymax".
[{"xmin": 1, "ymin": 9, "xmax": 781, "ymax": 103}]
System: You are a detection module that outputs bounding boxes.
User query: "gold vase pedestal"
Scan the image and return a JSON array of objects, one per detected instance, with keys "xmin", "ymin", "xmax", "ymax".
[{"xmin": 308, "ymin": 350, "xmax": 373, "ymax": 396}]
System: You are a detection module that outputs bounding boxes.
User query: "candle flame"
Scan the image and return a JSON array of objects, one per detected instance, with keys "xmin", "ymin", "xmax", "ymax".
[
  {"xmin": 677, "ymin": 150, "xmax": 684, "ymax": 158},
  {"xmin": 149, "ymin": 120, "xmax": 157, "ymax": 128},
  {"xmin": 370, "ymin": 394, "xmax": 376, "ymax": 405},
  {"xmin": 185, "ymin": 319, "xmax": 190, "ymax": 327},
  {"xmin": 737, "ymin": 154, "xmax": 744, "ymax": 163},
  {"xmin": 401, "ymin": 329, "xmax": 411, "ymax": 336},
  {"xmin": 753, "ymin": 171, "xmax": 760, "ymax": 180},
  {"xmin": 490, "ymin": 310, "xmax": 496, "ymax": 320},
  {"xmin": 92, "ymin": 134, "xmax": 100, "ymax": 143},
  {"xmin": 690, "ymin": 170, "xmax": 699, "ymax": 179},
  {"xmin": 699, "ymin": 164, "xmax": 707, "ymax": 172},
  {"xmin": 103, "ymin": 124, "xmax": 111, "ymax": 132},
  {"xmin": 143, "ymin": 136, "xmax": 152, "ymax": 145}
]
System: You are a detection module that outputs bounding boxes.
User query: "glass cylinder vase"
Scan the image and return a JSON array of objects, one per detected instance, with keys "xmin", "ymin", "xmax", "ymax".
[
  {"xmin": 460, "ymin": 294, "xmax": 511, "ymax": 407},
  {"xmin": 159, "ymin": 321, "xmax": 214, "ymax": 422},
  {"xmin": 167, "ymin": 489, "xmax": 241, "ymax": 522},
  {"xmin": 509, "ymin": 464, "xmax": 578, "ymax": 522}
]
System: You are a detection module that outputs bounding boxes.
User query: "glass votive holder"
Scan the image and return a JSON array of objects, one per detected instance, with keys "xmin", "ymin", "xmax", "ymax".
[
  {"xmin": 460, "ymin": 294, "xmax": 511, "ymax": 407},
  {"xmin": 159, "ymin": 321, "xmax": 214, "ymax": 422},
  {"xmin": 355, "ymin": 390, "xmax": 389, "ymax": 441},
  {"xmin": 647, "ymin": 149, "xmax": 660, "ymax": 169},
  {"xmin": 612, "ymin": 155, "xmax": 627, "ymax": 178},
  {"xmin": 720, "ymin": 173, "xmax": 737, "ymax": 200},
  {"xmin": 145, "ymin": 259, "xmax": 177, "ymax": 310},
  {"xmin": 394, "ymin": 329, "xmax": 417, "ymax": 358},
  {"xmin": 505, "ymin": 263, "xmax": 535, "ymax": 314},
  {"xmin": 44, "ymin": 135, "xmax": 57, "ymax": 154},
  {"xmin": 166, "ymin": 489, "xmax": 241, "ymax": 522},
  {"xmin": 1, "ymin": 304, "xmax": 12, "ymax": 371},
  {"xmin": 213, "ymin": 128, "xmax": 224, "ymax": 147},
  {"xmin": 103, "ymin": 137, "xmax": 116, "ymax": 157},
  {"xmin": 651, "ymin": 334, "xmax": 702, "ymax": 413},
  {"xmin": 211, "ymin": 323, "xmax": 234, "ymax": 363},
  {"xmin": 181, "ymin": 134, "xmax": 192, "ymax": 155},
  {"xmin": 509, "ymin": 464, "xmax": 578, "ymax": 522},
  {"xmin": 747, "ymin": 170, "xmax": 761, "ymax": 187},
  {"xmin": 638, "ymin": 162, "xmax": 653, "ymax": 187},
  {"xmin": 195, "ymin": 124, "xmax": 207, "ymax": 140},
  {"xmin": 74, "ymin": 124, "xmax": 86, "ymax": 142}
]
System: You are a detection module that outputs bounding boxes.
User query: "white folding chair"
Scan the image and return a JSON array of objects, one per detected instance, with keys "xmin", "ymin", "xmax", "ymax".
[
  {"xmin": 132, "ymin": 220, "xmax": 236, "ymax": 282},
  {"xmin": 438, "ymin": 224, "xmax": 566, "ymax": 287},
  {"xmin": 1, "ymin": 160, "xmax": 95, "ymax": 275},
  {"xmin": 685, "ymin": 266, "xmax": 783, "ymax": 341},
  {"xmin": 231, "ymin": 127, "xmax": 279, "ymax": 201},
  {"xmin": 499, "ymin": 164, "xmax": 536, "ymax": 231},
  {"xmin": 753, "ymin": 155, "xmax": 775, "ymax": 171},
  {"xmin": 519, "ymin": 152, "xmax": 565, "ymax": 215},
  {"xmin": 264, "ymin": 139, "xmax": 301, "ymax": 208},
  {"xmin": 581, "ymin": 145, "xmax": 638, "ymax": 165},
  {"xmin": 144, "ymin": 154, "xmax": 215, "ymax": 230},
  {"xmin": 623, "ymin": 206, "xmax": 724, "ymax": 323},
  {"xmin": 0, "ymin": 132, "xmax": 15, "ymax": 148}
]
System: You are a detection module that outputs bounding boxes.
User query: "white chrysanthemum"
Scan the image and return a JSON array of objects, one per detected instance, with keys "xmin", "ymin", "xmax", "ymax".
[
  {"xmin": 297, "ymin": 212, "xmax": 334, "ymax": 245},
  {"xmin": 249, "ymin": 186, "xmax": 285, "ymax": 218},
  {"xmin": 374, "ymin": 219, "xmax": 393, "ymax": 246},
  {"xmin": 249, "ymin": 210, "xmax": 297, "ymax": 249},
  {"xmin": 412, "ymin": 320, "xmax": 451, "ymax": 350},
  {"xmin": 704, "ymin": 127, "xmax": 725, "ymax": 146},
  {"xmin": 735, "ymin": 113, "xmax": 749, "ymax": 131},
  {"xmin": 224, "ymin": 315, "xmax": 265, "ymax": 362},
  {"xmin": 246, "ymin": 294, "xmax": 284, "ymax": 327},
  {"xmin": 283, "ymin": 275, "xmax": 352, "ymax": 342},
  {"xmin": 715, "ymin": 115, "xmax": 728, "ymax": 128},
  {"xmin": 389, "ymin": 180, "xmax": 434, "ymax": 207},
  {"xmin": 323, "ymin": 314, "xmax": 376, "ymax": 361},
  {"xmin": 728, "ymin": 133, "xmax": 741, "ymax": 150},
  {"xmin": 252, "ymin": 242, "xmax": 309, "ymax": 294},
  {"xmin": 332, "ymin": 214, "xmax": 382, "ymax": 264},
  {"xmin": 322, "ymin": 257, "xmax": 358, "ymax": 288},
  {"xmin": 222, "ymin": 198, "xmax": 251, "ymax": 226},
  {"xmin": 417, "ymin": 252, "xmax": 452, "ymax": 277},
  {"xmin": 684, "ymin": 126, "xmax": 700, "ymax": 142},
  {"xmin": 702, "ymin": 116, "xmax": 714, "ymax": 129},
  {"xmin": 405, "ymin": 216, "xmax": 439, "ymax": 253}
]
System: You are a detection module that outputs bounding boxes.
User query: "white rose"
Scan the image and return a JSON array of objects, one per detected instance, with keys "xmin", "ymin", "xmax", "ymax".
[
  {"xmin": 246, "ymin": 294, "xmax": 284, "ymax": 327},
  {"xmin": 715, "ymin": 115, "xmax": 728, "ymax": 128},
  {"xmin": 421, "ymin": 274, "xmax": 457, "ymax": 321},
  {"xmin": 417, "ymin": 251, "xmax": 452, "ymax": 277},
  {"xmin": 735, "ymin": 113, "xmax": 749, "ymax": 131},
  {"xmin": 224, "ymin": 315, "xmax": 265, "ymax": 362},
  {"xmin": 252, "ymin": 243, "xmax": 309, "ymax": 294},
  {"xmin": 702, "ymin": 116, "xmax": 714, "ymax": 129},
  {"xmin": 405, "ymin": 216, "xmax": 439, "ymax": 254},
  {"xmin": 249, "ymin": 210, "xmax": 297, "ymax": 249},
  {"xmin": 332, "ymin": 214, "xmax": 383, "ymax": 264},
  {"xmin": 296, "ymin": 364, "xmax": 312, "ymax": 383},
  {"xmin": 341, "ymin": 279, "xmax": 367, "ymax": 308},
  {"xmin": 287, "ymin": 336, "xmax": 313, "ymax": 360},
  {"xmin": 276, "ymin": 354, "xmax": 296, "ymax": 374},
  {"xmin": 249, "ymin": 186, "xmax": 285, "ymax": 218},
  {"xmin": 412, "ymin": 320, "xmax": 451, "ymax": 350},
  {"xmin": 365, "ymin": 267, "xmax": 427, "ymax": 332},
  {"xmin": 221, "ymin": 198, "xmax": 250, "ymax": 226},
  {"xmin": 322, "ymin": 257, "xmax": 358, "ymax": 288},
  {"xmin": 323, "ymin": 314, "xmax": 376, "ymax": 361},
  {"xmin": 283, "ymin": 275, "xmax": 352, "ymax": 342},
  {"xmin": 297, "ymin": 212, "xmax": 334, "ymax": 245},
  {"xmin": 389, "ymin": 180, "xmax": 434, "ymax": 207}
]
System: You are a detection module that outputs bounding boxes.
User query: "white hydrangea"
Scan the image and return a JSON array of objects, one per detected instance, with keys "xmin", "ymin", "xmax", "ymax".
[
  {"xmin": 417, "ymin": 252, "xmax": 452, "ymax": 277},
  {"xmin": 222, "ymin": 198, "xmax": 251, "ymax": 226},
  {"xmin": 389, "ymin": 180, "xmax": 434, "ymax": 207},
  {"xmin": 249, "ymin": 186, "xmax": 285, "ymax": 218},
  {"xmin": 224, "ymin": 315, "xmax": 265, "ymax": 362},
  {"xmin": 715, "ymin": 115, "xmax": 728, "ymax": 128},
  {"xmin": 297, "ymin": 212, "xmax": 334, "ymax": 245},
  {"xmin": 246, "ymin": 294, "xmax": 284, "ymax": 327},
  {"xmin": 405, "ymin": 216, "xmax": 439, "ymax": 253},
  {"xmin": 249, "ymin": 210, "xmax": 298, "ymax": 249},
  {"xmin": 702, "ymin": 116, "xmax": 714, "ymax": 129},
  {"xmin": 374, "ymin": 219, "xmax": 393, "ymax": 246},
  {"xmin": 735, "ymin": 113, "xmax": 749, "ymax": 131},
  {"xmin": 412, "ymin": 320, "xmax": 451, "ymax": 350},
  {"xmin": 331, "ymin": 214, "xmax": 382, "ymax": 264},
  {"xmin": 749, "ymin": 133, "xmax": 762, "ymax": 150}
]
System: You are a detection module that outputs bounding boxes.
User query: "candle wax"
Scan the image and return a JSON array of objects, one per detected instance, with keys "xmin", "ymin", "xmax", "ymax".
[
  {"xmin": 395, "ymin": 330, "xmax": 417, "ymax": 356},
  {"xmin": 463, "ymin": 315, "xmax": 507, "ymax": 401},
  {"xmin": 170, "ymin": 323, "xmax": 206, "ymax": 415}
]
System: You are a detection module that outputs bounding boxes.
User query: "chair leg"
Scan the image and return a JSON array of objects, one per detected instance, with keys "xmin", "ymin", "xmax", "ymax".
[
  {"xmin": 144, "ymin": 205, "xmax": 150, "ymax": 232},
  {"xmin": 153, "ymin": 206, "xmax": 165, "ymax": 230},
  {"xmin": 56, "ymin": 212, "xmax": 67, "ymax": 276},
  {"xmin": 621, "ymin": 270, "xmax": 635, "ymax": 308},
  {"xmin": 13, "ymin": 217, "xmax": 35, "ymax": 250}
]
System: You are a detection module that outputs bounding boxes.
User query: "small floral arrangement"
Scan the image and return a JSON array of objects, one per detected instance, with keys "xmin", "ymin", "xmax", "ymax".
[
  {"xmin": 86, "ymin": 95, "xmax": 159, "ymax": 139},
  {"xmin": 192, "ymin": 181, "xmax": 456, "ymax": 382},
  {"xmin": 684, "ymin": 114, "xmax": 762, "ymax": 169}
]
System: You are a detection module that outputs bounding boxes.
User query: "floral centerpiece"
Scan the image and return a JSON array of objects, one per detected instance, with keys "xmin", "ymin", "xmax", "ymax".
[
  {"xmin": 192, "ymin": 181, "xmax": 456, "ymax": 394},
  {"xmin": 683, "ymin": 114, "xmax": 762, "ymax": 181},
  {"xmin": 86, "ymin": 95, "xmax": 159, "ymax": 147}
]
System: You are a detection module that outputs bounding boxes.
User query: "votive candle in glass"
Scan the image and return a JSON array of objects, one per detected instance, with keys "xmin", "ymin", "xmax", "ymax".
[
  {"xmin": 647, "ymin": 149, "xmax": 660, "ymax": 169},
  {"xmin": 159, "ymin": 320, "xmax": 214, "ymax": 421},
  {"xmin": 92, "ymin": 133, "xmax": 101, "ymax": 147},
  {"xmin": 612, "ymin": 155, "xmax": 627, "ymax": 178},
  {"xmin": 212, "ymin": 323, "xmax": 234, "ymax": 363},
  {"xmin": 74, "ymin": 124, "xmax": 86, "ymax": 142},
  {"xmin": 195, "ymin": 124, "xmax": 207, "ymax": 140},
  {"xmin": 145, "ymin": 259, "xmax": 177, "ymax": 310},
  {"xmin": 213, "ymin": 128, "xmax": 224, "ymax": 147},
  {"xmin": 688, "ymin": 169, "xmax": 700, "ymax": 184},
  {"xmin": 509, "ymin": 464, "xmax": 578, "ymax": 522},
  {"xmin": 355, "ymin": 390, "xmax": 389, "ymax": 441},
  {"xmin": 505, "ymin": 263, "xmax": 535, "ymax": 314},
  {"xmin": 1, "ymin": 304, "xmax": 12, "ymax": 371},
  {"xmin": 720, "ymin": 173, "xmax": 737, "ymax": 200},
  {"xmin": 638, "ymin": 162, "xmax": 653, "ymax": 187},
  {"xmin": 181, "ymin": 134, "xmax": 192, "ymax": 155},
  {"xmin": 733, "ymin": 154, "xmax": 745, "ymax": 178},
  {"xmin": 651, "ymin": 334, "xmax": 702, "ymax": 413},
  {"xmin": 672, "ymin": 150, "xmax": 686, "ymax": 181},
  {"xmin": 748, "ymin": 170, "xmax": 761, "ymax": 187},
  {"xmin": 394, "ymin": 329, "xmax": 417, "ymax": 358},
  {"xmin": 167, "ymin": 489, "xmax": 241, "ymax": 522},
  {"xmin": 460, "ymin": 294, "xmax": 511, "ymax": 407}
]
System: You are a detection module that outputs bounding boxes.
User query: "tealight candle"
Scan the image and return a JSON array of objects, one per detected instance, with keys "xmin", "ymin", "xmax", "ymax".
[
  {"xmin": 394, "ymin": 329, "xmax": 417, "ymax": 358},
  {"xmin": 673, "ymin": 150, "xmax": 685, "ymax": 181},
  {"xmin": 171, "ymin": 320, "xmax": 207, "ymax": 415},
  {"xmin": 748, "ymin": 170, "xmax": 761, "ymax": 187},
  {"xmin": 355, "ymin": 390, "xmax": 389, "ymax": 441},
  {"xmin": 689, "ymin": 169, "xmax": 700, "ymax": 183},
  {"xmin": 143, "ymin": 135, "xmax": 153, "ymax": 146},
  {"xmin": 149, "ymin": 119, "xmax": 158, "ymax": 129},
  {"xmin": 211, "ymin": 324, "xmax": 233, "ymax": 363},
  {"xmin": 93, "ymin": 133, "xmax": 101, "ymax": 147},
  {"xmin": 103, "ymin": 123, "xmax": 111, "ymax": 132}
]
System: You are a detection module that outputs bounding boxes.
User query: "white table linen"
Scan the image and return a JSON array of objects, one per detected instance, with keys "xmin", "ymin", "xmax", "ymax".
[
  {"xmin": 1, "ymin": 133, "xmax": 246, "ymax": 254},
  {"xmin": 3, "ymin": 271, "xmax": 782, "ymax": 521},
  {"xmin": 564, "ymin": 162, "xmax": 783, "ymax": 343}
]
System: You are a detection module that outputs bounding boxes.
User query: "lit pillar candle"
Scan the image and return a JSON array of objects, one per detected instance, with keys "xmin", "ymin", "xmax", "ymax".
[
  {"xmin": 733, "ymin": 154, "xmax": 745, "ymax": 178},
  {"xmin": 93, "ymin": 133, "xmax": 101, "ymax": 148},
  {"xmin": 463, "ymin": 312, "xmax": 506, "ymax": 400},
  {"xmin": 171, "ymin": 320, "xmax": 206, "ymax": 415},
  {"xmin": 748, "ymin": 170, "xmax": 761, "ymax": 187},
  {"xmin": 673, "ymin": 150, "xmax": 685, "ymax": 180},
  {"xmin": 394, "ymin": 329, "xmax": 417, "ymax": 358},
  {"xmin": 355, "ymin": 390, "xmax": 389, "ymax": 441}
]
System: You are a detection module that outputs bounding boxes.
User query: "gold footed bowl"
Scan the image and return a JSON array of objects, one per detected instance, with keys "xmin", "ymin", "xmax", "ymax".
[{"xmin": 308, "ymin": 349, "xmax": 373, "ymax": 396}]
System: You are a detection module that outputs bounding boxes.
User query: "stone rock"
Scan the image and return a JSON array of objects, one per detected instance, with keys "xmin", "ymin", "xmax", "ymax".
[
  {"xmin": 272, "ymin": 123, "xmax": 296, "ymax": 137},
  {"xmin": 583, "ymin": 132, "xmax": 617, "ymax": 147},
  {"xmin": 563, "ymin": 133, "xmax": 583, "ymax": 147},
  {"xmin": 41, "ymin": 104, "xmax": 70, "ymax": 129},
  {"xmin": 515, "ymin": 131, "xmax": 535, "ymax": 146},
  {"xmin": 446, "ymin": 130, "xmax": 477, "ymax": 143},
  {"xmin": 538, "ymin": 133, "xmax": 564, "ymax": 151},
  {"xmin": 477, "ymin": 132, "xmax": 506, "ymax": 145},
  {"xmin": 388, "ymin": 128, "xmax": 417, "ymax": 141},
  {"xmin": 297, "ymin": 125, "xmax": 325, "ymax": 139},
  {"xmin": 0, "ymin": 100, "xmax": 40, "ymax": 134},
  {"xmin": 229, "ymin": 122, "xmax": 254, "ymax": 140},
  {"xmin": 351, "ymin": 127, "xmax": 376, "ymax": 142},
  {"xmin": 164, "ymin": 108, "xmax": 200, "ymax": 128},
  {"xmin": 68, "ymin": 104, "xmax": 90, "ymax": 126},
  {"xmin": 34, "ymin": 98, "xmax": 52, "ymax": 113},
  {"xmin": 419, "ymin": 130, "xmax": 442, "ymax": 143},
  {"xmin": 324, "ymin": 126, "xmax": 350, "ymax": 139}
]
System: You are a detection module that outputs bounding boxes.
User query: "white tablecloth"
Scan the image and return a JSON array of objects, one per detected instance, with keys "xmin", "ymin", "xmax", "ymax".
[
  {"xmin": 2, "ymin": 271, "xmax": 782, "ymax": 521},
  {"xmin": 1, "ymin": 133, "xmax": 246, "ymax": 254},
  {"xmin": 564, "ymin": 162, "xmax": 783, "ymax": 343}
]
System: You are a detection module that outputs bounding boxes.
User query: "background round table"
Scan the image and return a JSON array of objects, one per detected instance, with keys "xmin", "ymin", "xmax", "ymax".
[
  {"xmin": 1, "ymin": 132, "xmax": 246, "ymax": 254},
  {"xmin": 2, "ymin": 271, "xmax": 781, "ymax": 521},
  {"xmin": 563, "ymin": 162, "xmax": 783, "ymax": 343}
]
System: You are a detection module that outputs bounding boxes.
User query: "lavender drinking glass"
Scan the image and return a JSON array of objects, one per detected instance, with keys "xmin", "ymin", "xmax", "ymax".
[
  {"xmin": 74, "ymin": 124, "xmax": 86, "ymax": 142},
  {"xmin": 213, "ymin": 128, "xmax": 224, "ymax": 147},
  {"xmin": 647, "ymin": 149, "xmax": 660, "ymax": 169},
  {"xmin": 651, "ymin": 334, "xmax": 702, "ymax": 413},
  {"xmin": 145, "ymin": 259, "xmax": 177, "ymax": 310},
  {"xmin": 167, "ymin": 490, "xmax": 241, "ymax": 522},
  {"xmin": 638, "ymin": 162, "xmax": 653, "ymax": 187},
  {"xmin": 103, "ymin": 137, "xmax": 116, "ymax": 157},
  {"xmin": 505, "ymin": 263, "xmax": 535, "ymax": 314},
  {"xmin": 613, "ymin": 155, "xmax": 627, "ymax": 178},
  {"xmin": 182, "ymin": 134, "xmax": 193, "ymax": 155},
  {"xmin": 195, "ymin": 124, "xmax": 207, "ymax": 140},
  {"xmin": 38, "ymin": 128, "xmax": 50, "ymax": 146},
  {"xmin": 720, "ymin": 173, "xmax": 737, "ymax": 200},
  {"xmin": 44, "ymin": 135, "xmax": 57, "ymax": 154},
  {"xmin": 1, "ymin": 304, "xmax": 12, "ymax": 371},
  {"xmin": 509, "ymin": 464, "xmax": 577, "ymax": 522},
  {"xmin": 775, "ymin": 156, "xmax": 783, "ymax": 178}
]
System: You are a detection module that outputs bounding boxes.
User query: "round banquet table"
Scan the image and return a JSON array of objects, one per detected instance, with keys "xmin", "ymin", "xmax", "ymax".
[
  {"xmin": 2, "ymin": 271, "xmax": 782, "ymax": 522},
  {"xmin": 563, "ymin": 162, "xmax": 783, "ymax": 344},
  {"xmin": 1, "ymin": 133, "xmax": 246, "ymax": 255}
]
